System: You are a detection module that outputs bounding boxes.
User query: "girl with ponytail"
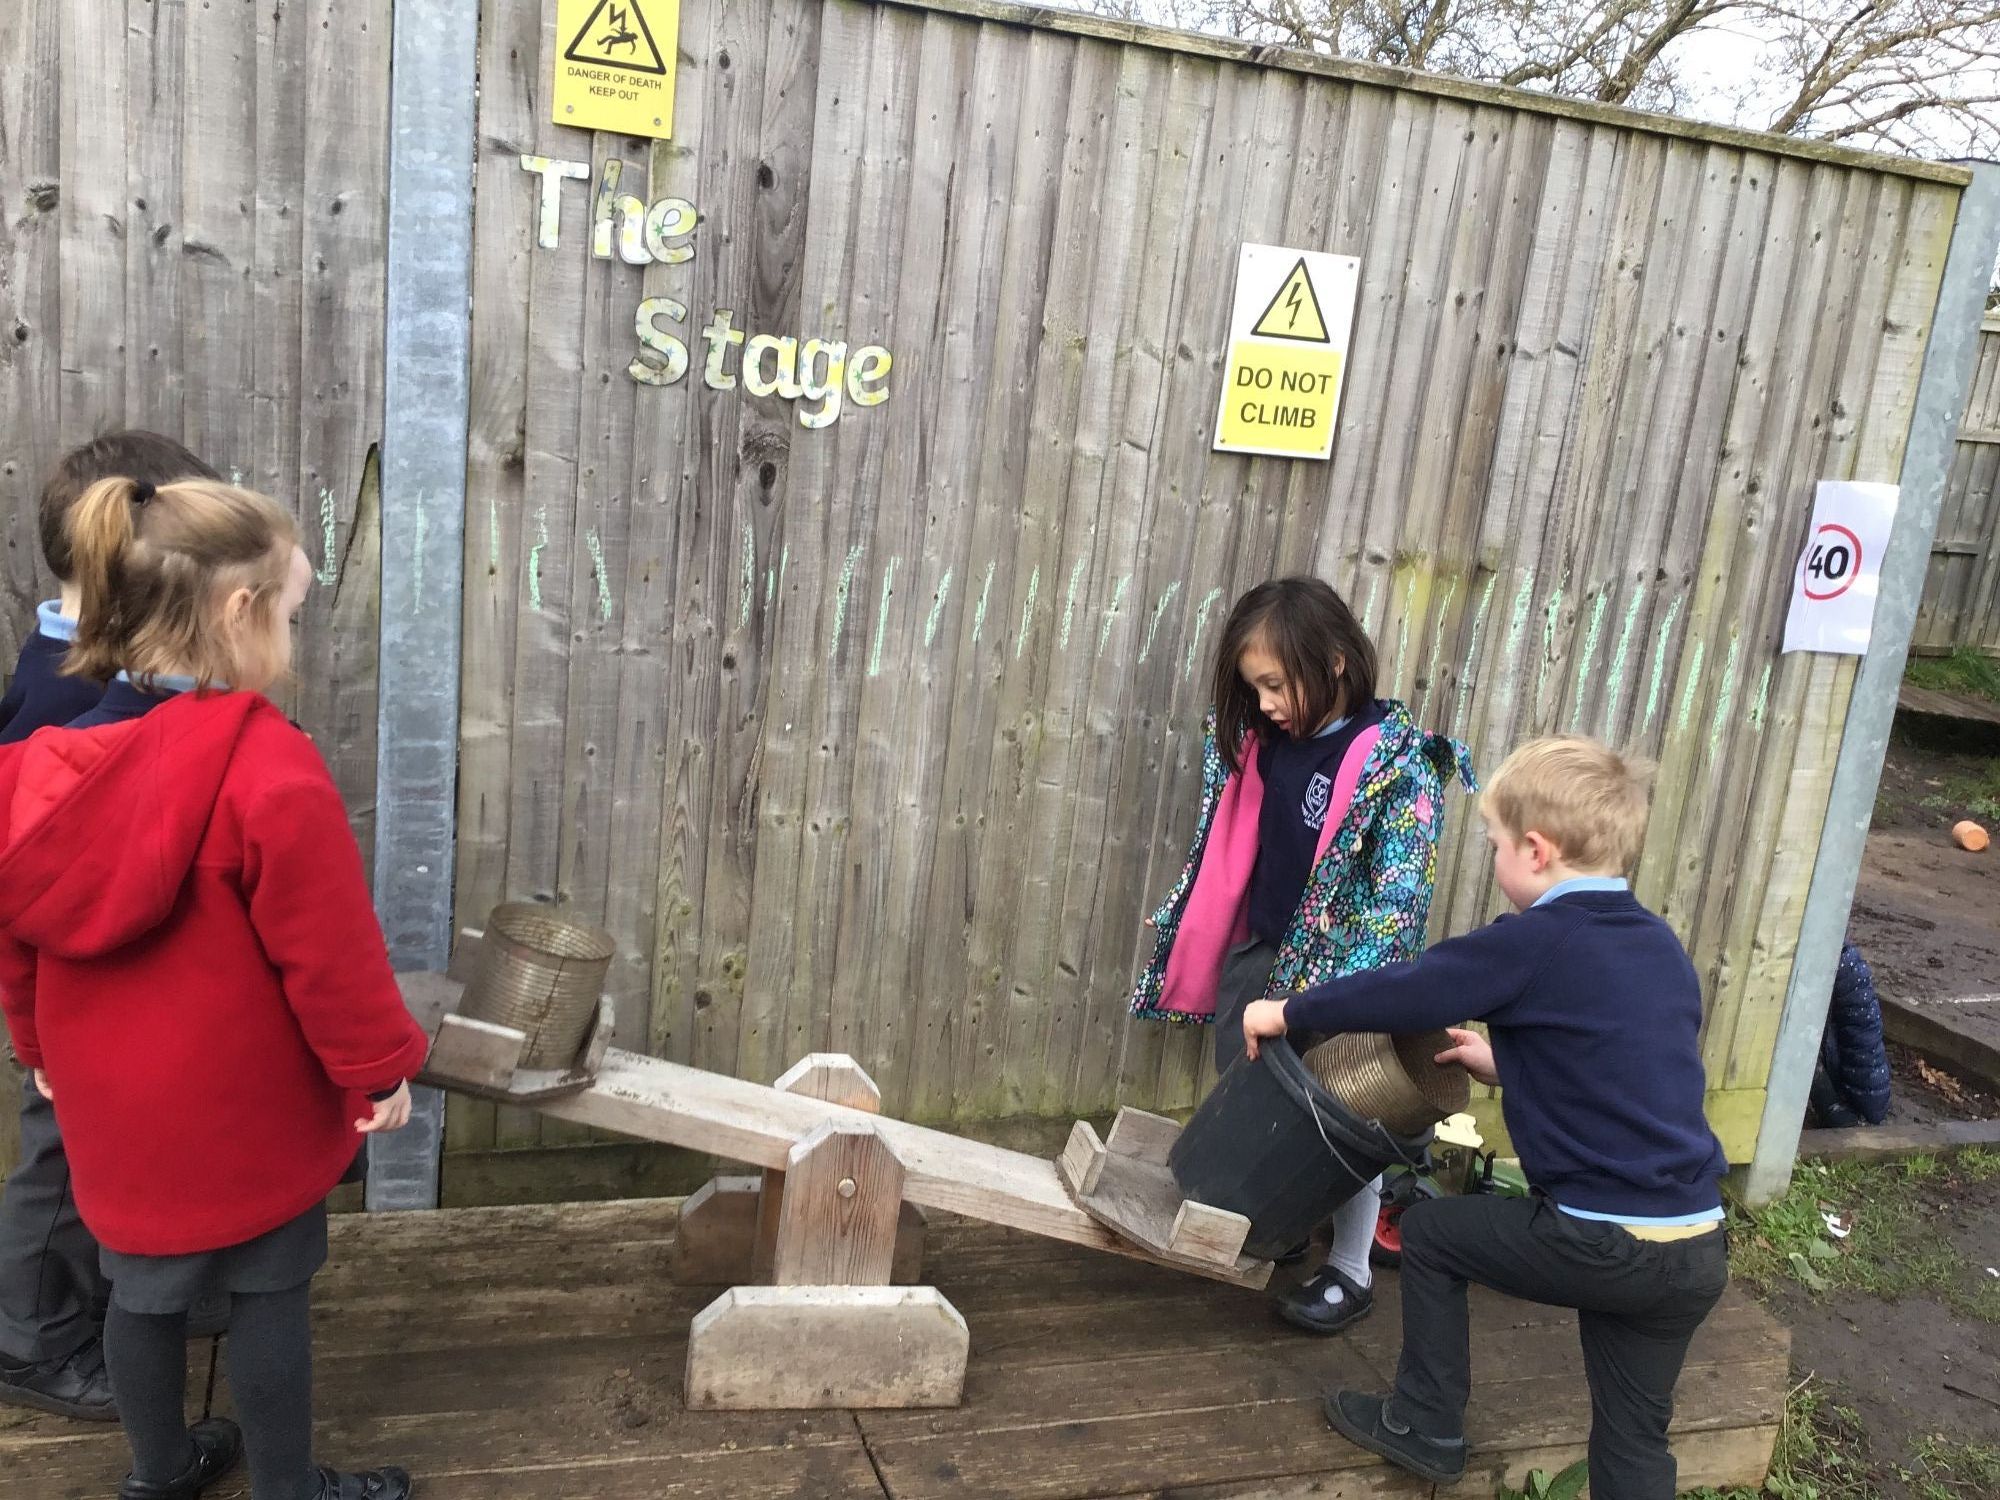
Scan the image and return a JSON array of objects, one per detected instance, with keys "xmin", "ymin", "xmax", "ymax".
[{"xmin": 0, "ymin": 475, "xmax": 429, "ymax": 1500}]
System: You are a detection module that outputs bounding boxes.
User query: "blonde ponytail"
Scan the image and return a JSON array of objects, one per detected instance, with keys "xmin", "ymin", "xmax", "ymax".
[{"xmin": 64, "ymin": 477, "xmax": 147, "ymax": 683}]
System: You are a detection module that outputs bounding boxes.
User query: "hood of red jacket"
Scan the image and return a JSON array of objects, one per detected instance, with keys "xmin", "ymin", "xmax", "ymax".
[{"xmin": 0, "ymin": 691, "xmax": 262, "ymax": 959}]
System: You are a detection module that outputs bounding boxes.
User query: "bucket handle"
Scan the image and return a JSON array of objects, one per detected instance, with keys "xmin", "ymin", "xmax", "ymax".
[{"xmin": 1265, "ymin": 1040, "xmax": 1432, "ymax": 1181}]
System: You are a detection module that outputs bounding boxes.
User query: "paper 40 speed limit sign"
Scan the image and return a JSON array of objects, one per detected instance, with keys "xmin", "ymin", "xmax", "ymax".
[
  {"xmin": 1783, "ymin": 481, "xmax": 1898, "ymax": 656},
  {"xmin": 1802, "ymin": 523, "xmax": 1863, "ymax": 601}
]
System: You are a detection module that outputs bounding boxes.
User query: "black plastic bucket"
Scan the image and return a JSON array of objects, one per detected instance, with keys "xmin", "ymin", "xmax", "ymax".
[{"xmin": 1169, "ymin": 1037, "xmax": 1433, "ymax": 1260}]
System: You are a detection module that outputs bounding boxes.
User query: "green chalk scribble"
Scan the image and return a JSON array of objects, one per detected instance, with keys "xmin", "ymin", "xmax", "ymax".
[
  {"xmin": 587, "ymin": 529, "xmax": 612, "ymax": 623},
  {"xmin": 1059, "ymin": 554, "xmax": 1089, "ymax": 652},
  {"xmin": 830, "ymin": 542, "xmax": 865, "ymax": 661},
  {"xmin": 316, "ymin": 489, "xmax": 339, "ymax": 586},
  {"xmin": 1139, "ymin": 581, "xmax": 1182, "ymax": 665},
  {"xmin": 1642, "ymin": 595, "xmax": 1686, "ymax": 733},
  {"xmin": 973, "ymin": 561, "xmax": 995, "ymax": 644},
  {"xmin": 1015, "ymin": 565, "xmax": 1041, "ymax": 660},
  {"xmin": 527, "ymin": 505, "xmax": 549, "ymax": 612},
  {"xmin": 1097, "ymin": 574, "xmax": 1132, "ymax": 657},
  {"xmin": 924, "ymin": 568, "xmax": 953, "ymax": 650},
  {"xmin": 1185, "ymin": 586, "xmax": 1224, "ymax": 681}
]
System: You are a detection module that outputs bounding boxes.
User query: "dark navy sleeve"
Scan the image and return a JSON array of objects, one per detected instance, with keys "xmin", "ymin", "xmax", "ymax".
[{"xmin": 1281, "ymin": 909, "xmax": 1554, "ymax": 1034}]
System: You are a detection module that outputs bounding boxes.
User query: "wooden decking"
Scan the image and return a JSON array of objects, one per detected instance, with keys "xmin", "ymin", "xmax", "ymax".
[{"xmin": 1, "ymin": 1200, "xmax": 1787, "ymax": 1498}]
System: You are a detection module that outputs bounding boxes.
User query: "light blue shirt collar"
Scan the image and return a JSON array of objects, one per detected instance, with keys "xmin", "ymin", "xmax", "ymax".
[
  {"xmin": 1531, "ymin": 876, "xmax": 1630, "ymax": 908},
  {"xmin": 114, "ymin": 670, "xmax": 210, "ymax": 695},
  {"xmin": 35, "ymin": 599, "xmax": 76, "ymax": 644},
  {"xmin": 1312, "ymin": 712, "xmax": 1352, "ymax": 739}
]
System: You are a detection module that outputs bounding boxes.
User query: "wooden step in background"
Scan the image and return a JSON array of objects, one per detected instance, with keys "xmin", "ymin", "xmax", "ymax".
[{"xmin": 0, "ymin": 1200, "xmax": 1788, "ymax": 1498}]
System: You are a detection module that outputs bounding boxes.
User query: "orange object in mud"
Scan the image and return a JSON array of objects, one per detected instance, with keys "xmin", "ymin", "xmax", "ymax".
[{"xmin": 1954, "ymin": 820, "xmax": 1990, "ymax": 853}]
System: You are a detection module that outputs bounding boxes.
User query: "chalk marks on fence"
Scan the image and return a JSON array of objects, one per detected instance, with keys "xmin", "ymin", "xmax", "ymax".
[
  {"xmin": 1643, "ymin": 593, "xmax": 1686, "ymax": 734},
  {"xmin": 588, "ymin": 528, "xmax": 613, "ymax": 622},
  {"xmin": 924, "ymin": 568, "xmax": 952, "ymax": 650},
  {"xmin": 830, "ymin": 542, "xmax": 865, "ymax": 661},
  {"xmin": 1058, "ymin": 554, "xmax": 1089, "ymax": 652},
  {"xmin": 1016, "ymin": 565, "xmax": 1040, "ymax": 660},
  {"xmin": 316, "ymin": 489, "xmax": 341, "ymax": 586},
  {"xmin": 1183, "ymin": 587, "xmax": 1224, "ymax": 681},
  {"xmin": 1138, "ymin": 581, "xmax": 1180, "ymax": 664},
  {"xmin": 1097, "ymin": 574, "xmax": 1131, "ymax": 658},
  {"xmin": 972, "ymin": 562, "xmax": 995, "ymax": 645},
  {"xmin": 527, "ymin": 506, "xmax": 550, "ymax": 612}
]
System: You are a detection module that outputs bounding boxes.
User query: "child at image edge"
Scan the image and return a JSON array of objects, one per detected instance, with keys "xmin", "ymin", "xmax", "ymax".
[
  {"xmin": 1129, "ymin": 576, "xmax": 1475, "ymax": 1332},
  {"xmin": 0, "ymin": 432, "xmax": 222, "ymax": 1427},
  {"xmin": 1243, "ymin": 736, "xmax": 1731, "ymax": 1499},
  {"xmin": 0, "ymin": 475, "xmax": 431, "ymax": 1500}
]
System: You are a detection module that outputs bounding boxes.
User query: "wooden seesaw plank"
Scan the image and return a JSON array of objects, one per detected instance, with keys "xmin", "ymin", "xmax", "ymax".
[{"xmin": 402, "ymin": 974, "xmax": 1269, "ymax": 1289}]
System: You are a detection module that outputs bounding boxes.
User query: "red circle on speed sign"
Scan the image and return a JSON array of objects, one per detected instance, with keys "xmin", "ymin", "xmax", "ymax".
[{"xmin": 1803, "ymin": 522, "xmax": 1862, "ymax": 601}]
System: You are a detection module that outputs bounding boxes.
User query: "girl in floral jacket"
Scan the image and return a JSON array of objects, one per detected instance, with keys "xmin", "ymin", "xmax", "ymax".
[{"xmin": 1130, "ymin": 577, "xmax": 1474, "ymax": 1335}]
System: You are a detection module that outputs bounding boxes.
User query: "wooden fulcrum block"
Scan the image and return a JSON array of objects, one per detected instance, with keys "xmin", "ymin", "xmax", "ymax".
[
  {"xmin": 684, "ymin": 1285, "xmax": 968, "ymax": 1409},
  {"xmin": 771, "ymin": 1121, "xmax": 905, "ymax": 1286},
  {"xmin": 672, "ymin": 1174, "xmax": 928, "ymax": 1285},
  {"xmin": 754, "ymin": 1053, "xmax": 925, "ymax": 1283}
]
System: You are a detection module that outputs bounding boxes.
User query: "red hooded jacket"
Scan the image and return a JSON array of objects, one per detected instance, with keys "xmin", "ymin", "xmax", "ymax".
[{"xmin": 0, "ymin": 691, "xmax": 430, "ymax": 1254}]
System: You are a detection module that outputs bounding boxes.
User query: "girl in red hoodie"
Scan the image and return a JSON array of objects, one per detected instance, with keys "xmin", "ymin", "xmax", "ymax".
[{"xmin": 0, "ymin": 476, "xmax": 431, "ymax": 1500}]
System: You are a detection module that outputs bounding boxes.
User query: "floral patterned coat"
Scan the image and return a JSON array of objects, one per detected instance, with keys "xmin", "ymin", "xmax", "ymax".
[{"xmin": 1129, "ymin": 699, "xmax": 1477, "ymax": 1024}]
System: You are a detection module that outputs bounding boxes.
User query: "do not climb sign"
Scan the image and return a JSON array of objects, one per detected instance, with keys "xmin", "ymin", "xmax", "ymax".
[
  {"xmin": 1214, "ymin": 244, "xmax": 1359, "ymax": 460},
  {"xmin": 553, "ymin": 0, "xmax": 681, "ymax": 140}
]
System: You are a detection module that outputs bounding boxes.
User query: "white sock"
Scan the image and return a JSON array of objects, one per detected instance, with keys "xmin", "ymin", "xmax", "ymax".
[{"xmin": 1320, "ymin": 1174, "xmax": 1383, "ymax": 1290}]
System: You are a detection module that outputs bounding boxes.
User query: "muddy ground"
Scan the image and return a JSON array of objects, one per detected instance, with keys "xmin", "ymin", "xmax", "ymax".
[{"xmin": 1766, "ymin": 714, "xmax": 2000, "ymax": 1495}]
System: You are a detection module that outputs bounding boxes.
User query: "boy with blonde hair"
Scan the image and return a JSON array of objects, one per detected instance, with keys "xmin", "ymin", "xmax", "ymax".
[{"xmin": 1243, "ymin": 736, "xmax": 1729, "ymax": 1498}]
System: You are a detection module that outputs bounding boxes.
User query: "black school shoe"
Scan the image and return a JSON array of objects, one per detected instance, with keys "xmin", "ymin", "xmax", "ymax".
[
  {"xmin": 0, "ymin": 1336, "xmax": 118, "ymax": 1421},
  {"xmin": 1323, "ymin": 1390, "xmax": 1467, "ymax": 1484},
  {"xmin": 311, "ymin": 1464, "xmax": 416, "ymax": 1499},
  {"xmin": 118, "ymin": 1417, "xmax": 243, "ymax": 1499},
  {"xmin": 1275, "ymin": 1265, "xmax": 1373, "ymax": 1335}
]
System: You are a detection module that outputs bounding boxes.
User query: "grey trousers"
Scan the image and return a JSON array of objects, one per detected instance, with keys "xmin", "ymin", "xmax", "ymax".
[{"xmin": 0, "ymin": 1071, "xmax": 108, "ymax": 1363}]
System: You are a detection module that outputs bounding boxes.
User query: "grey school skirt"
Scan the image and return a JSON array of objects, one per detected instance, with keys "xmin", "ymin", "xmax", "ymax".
[
  {"xmin": 101, "ymin": 1201, "xmax": 329, "ymax": 1316},
  {"xmin": 1213, "ymin": 936, "xmax": 1282, "ymax": 1074}
]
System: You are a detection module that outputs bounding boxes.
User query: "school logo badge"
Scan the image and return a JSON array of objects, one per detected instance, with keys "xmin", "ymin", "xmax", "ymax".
[{"xmin": 1303, "ymin": 771, "xmax": 1332, "ymax": 831}]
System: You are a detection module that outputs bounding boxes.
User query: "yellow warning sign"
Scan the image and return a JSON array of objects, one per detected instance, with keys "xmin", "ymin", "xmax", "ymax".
[
  {"xmin": 1218, "ymin": 344, "xmax": 1346, "ymax": 456},
  {"xmin": 1251, "ymin": 258, "xmax": 1330, "ymax": 343},
  {"xmin": 1214, "ymin": 243, "xmax": 1359, "ymax": 460},
  {"xmin": 552, "ymin": 0, "xmax": 680, "ymax": 141}
]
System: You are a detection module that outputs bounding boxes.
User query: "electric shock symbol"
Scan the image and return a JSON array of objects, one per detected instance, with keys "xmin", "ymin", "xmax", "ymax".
[{"xmin": 1252, "ymin": 258, "xmax": 1331, "ymax": 343}]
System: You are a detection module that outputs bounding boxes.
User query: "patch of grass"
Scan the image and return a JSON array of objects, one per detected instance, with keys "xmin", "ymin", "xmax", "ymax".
[
  {"xmin": 1906, "ymin": 648, "xmax": 2000, "ymax": 705},
  {"xmin": 1727, "ymin": 1158, "xmax": 1997, "ymax": 1320},
  {"xmin": 1899, "ymin": 1435, "xmax": 2000, "ymax": 1498},
  {"xmin": 1919, "ymin": 760, "xmax": 2000, "ymax": 823},
  {"xmin": 1673, "ymin": 1378, "xmax": 1873, "ymax": 1498},
  {"xmin": 1676, "ymin": 1380, "xmax": 2000, "ymax": 1499}
]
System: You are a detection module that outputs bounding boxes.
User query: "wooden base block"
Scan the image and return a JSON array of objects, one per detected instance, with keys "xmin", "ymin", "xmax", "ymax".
[
  {"xmin": 685, "ymin": 1286, "xmax": 968, "ymax": 1409},
  {"xmin": 671, "ymin": 1175, "xmax": 928, "ymax": 1284}
]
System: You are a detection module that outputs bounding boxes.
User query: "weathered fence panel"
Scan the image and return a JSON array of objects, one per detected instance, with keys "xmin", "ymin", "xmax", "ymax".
[
  {"xmin": 448, "ymin": 0, "xmax": 1967, "ymax": 1162},
  {"xmin": 0, "ymin": 0, "xmax": 389, "ymax": 850},
  {"xmin": 1914, "ymin": 315, "xmax": 2000, "ymax": 655}
]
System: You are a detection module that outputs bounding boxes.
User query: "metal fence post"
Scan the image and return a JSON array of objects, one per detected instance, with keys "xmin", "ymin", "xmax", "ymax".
[{"xmin": 367, "ymin": 0, "xmax": 480, "ymax": 1211}]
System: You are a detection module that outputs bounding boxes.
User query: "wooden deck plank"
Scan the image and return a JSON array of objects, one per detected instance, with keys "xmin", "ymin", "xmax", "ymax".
[{"xmin": 0, "ymin": 1203, "xmax": 1785, "ymax": 1500}]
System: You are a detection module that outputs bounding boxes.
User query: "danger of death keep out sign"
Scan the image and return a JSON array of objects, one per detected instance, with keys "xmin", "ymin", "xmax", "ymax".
[{"xmin": 1214, "ymin": 244, "xmax": 1361, "ymax": 460}]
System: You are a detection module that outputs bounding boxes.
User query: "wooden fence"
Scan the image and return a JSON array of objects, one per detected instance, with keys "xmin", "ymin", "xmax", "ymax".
[
  {"xmin": 0, "ymin": 0, "xmax": 389, "ymax": 1171},
  {"xmin": 1914, "ymin": 314, "xmax": 2000, "ymax": 655},
  {"xmin": 0, "ymin": 0, "xmax": 1978, "ymax": 1181}
]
